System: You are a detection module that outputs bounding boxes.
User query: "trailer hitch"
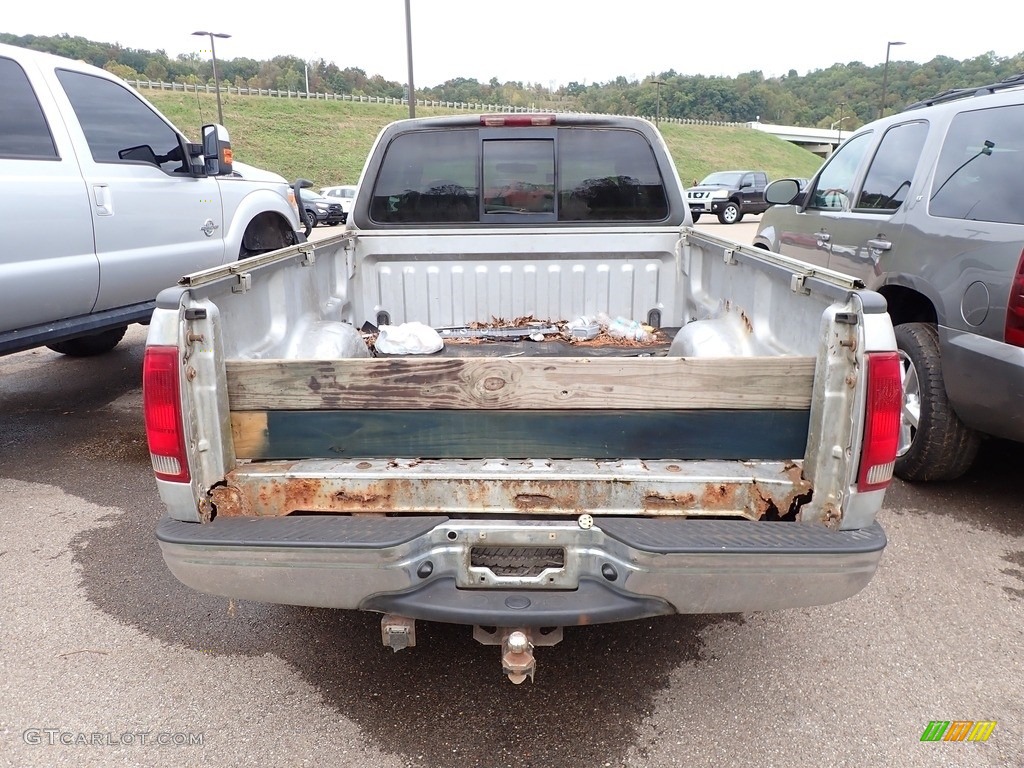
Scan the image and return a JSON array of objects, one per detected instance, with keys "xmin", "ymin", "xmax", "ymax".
[
  {"xmin": 473, "ymin": 626, "xmax": 564, "ymax": 684},
  {"xmin": 379, "ymin": 618, "xmax": 564, "ymax": 683}
]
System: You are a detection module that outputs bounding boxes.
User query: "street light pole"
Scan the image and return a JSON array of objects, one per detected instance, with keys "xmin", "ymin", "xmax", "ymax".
[
  {"xmin": 192, "ymin": 31, "xmax": 231, "ymax": 125},
  {"xmin": 837, "ymin": 102, "xmax": 846, "ymax": 144},
  {"xmin": 879, "ymin": 41, "xmax": 905, "ymax": 119},
  {"xmin": 404, "ymin": 0, "xmax": 415, "ymax": 118},
  {"xmin": 829, "ymin": 116, "xmax": 850, "ymax": 155},
  {"xmin": 651, "ymin": 79, "xmax": 666, "ymax": 124}
]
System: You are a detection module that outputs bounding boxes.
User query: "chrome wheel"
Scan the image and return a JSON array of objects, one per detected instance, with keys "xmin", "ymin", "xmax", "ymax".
[
  {"xmin": 892, "ymin": 322, "xmax": 979, "ymax": 481},
  {"xmin": 718, "ymin": 202, "xmax": 740, "ymax": 224},
  {"xmin": 897, "ymin": 348, "xmax": 921, "ymax": 457}
]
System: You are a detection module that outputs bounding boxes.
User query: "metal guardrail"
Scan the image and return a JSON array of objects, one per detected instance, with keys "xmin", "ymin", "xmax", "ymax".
[{"xmin": 127, "ymin": 79, "xmax": 743, "ymax": 127}]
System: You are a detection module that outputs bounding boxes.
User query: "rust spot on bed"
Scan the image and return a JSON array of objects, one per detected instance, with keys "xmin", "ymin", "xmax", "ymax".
[
  {"xmin": 643, "ymin": 493, "xmax": 698, "ymax": 511},
  {"xmin": 701, "ymin": 483, "xmax": 738, "ymax": 510},
  {"xmin": 514, "ymin": 494, "xmax": 556, "ymax": 509}
]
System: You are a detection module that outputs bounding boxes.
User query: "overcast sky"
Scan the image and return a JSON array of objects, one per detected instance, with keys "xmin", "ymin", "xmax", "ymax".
[{"xmin": 5, "ymin": 0, "xmax": 1022, "ymax": 87}]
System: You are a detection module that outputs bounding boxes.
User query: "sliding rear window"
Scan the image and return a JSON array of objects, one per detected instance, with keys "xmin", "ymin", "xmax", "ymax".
[{"xmin": 368, "ymin": 127, "xmax": 669, "ymax": 224}]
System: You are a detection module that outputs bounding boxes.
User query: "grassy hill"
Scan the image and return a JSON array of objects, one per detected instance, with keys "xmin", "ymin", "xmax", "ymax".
[{"xmin": 144, "ymin": 90, "xmax": 824, "ymax": 189}]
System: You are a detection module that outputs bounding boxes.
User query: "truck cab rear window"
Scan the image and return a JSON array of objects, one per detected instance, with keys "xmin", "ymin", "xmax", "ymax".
[
  {"xmin": 557, "ymin": 129, "xmax": 668, "ymax": 221},
  {"xmin": 483, "ymin": 139, "xmax": 555, "ymax": 215},
  {"xmin": 369, "ymin": 127, "xmax": 668, "ymax": 224}
]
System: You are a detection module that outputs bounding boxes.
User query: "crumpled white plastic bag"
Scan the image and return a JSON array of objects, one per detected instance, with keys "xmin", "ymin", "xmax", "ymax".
[{"xmin": 375, "ymin": 322, "xmax": 444, "ymax": 354}]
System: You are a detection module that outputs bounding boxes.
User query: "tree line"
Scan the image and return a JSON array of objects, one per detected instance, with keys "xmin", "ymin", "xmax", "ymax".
[{"xmin": 6, "ymin": 32, "xmax": 1024, "ymax": 131}]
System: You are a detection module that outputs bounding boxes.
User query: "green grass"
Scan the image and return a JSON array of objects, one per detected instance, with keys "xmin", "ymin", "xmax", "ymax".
[
  {"xmin": 658, "ymin": 124, "xmax": 824, "ymax": 186},
  {"xmin": 145, "ymin": 90, "xmax": 824, "ymax": 188}
]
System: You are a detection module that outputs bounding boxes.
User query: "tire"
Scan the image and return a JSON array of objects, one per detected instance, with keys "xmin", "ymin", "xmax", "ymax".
[
  {"xmin": 238, "ymin": 216, "xmax": 300, "ymax": 260},
  {"xmin": 893, "ymin": 322, "xmax": 980, "ymax": 481},
  {"xmin": 717, "ymin": 202, "xmax": 742, "ymax": 224},
  {"xmin": 46, "ymin": 326, "xmax": 127, "ymax": 357},
  {"xmin": 328, "ymin": 221, "xmax": 340, "ymax": 226},
  {"xmin": 691, "ymin": 212, "xmax": 701, "ymax": 222},
  {"xmin": 304, "ymin": 208, "xmax": 317, "ymax": 233}
]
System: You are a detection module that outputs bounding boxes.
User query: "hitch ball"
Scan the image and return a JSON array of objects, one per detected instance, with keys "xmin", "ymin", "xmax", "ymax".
[{"xmin": 502, "ymin": 630, "xmax": 536, "ymax": 684}]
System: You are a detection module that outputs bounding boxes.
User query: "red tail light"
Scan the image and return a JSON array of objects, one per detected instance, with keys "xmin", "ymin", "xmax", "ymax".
[
  {"xmin": 143, "ymin": 346, "xmax": 190, "ymax": 483},
  {"xmin": 1005, "ymin": 248, "xmax": 1024, "ymax": 347},
  {"xmin": 857, "ymin": 352, "xmax": 902, "ymax": 491},
  {"xmin": 480, "ymin": 114, "xmax": 555, "ymax": 127}
]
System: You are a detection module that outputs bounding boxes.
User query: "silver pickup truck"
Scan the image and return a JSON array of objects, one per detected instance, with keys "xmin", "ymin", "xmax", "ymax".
[
  {"xmin": 0, "ymin": 42, "xmax": 302, "ymax": 358},
  {"xmin": 145, "ymin": 114, "xmax": 900, "ymax": 682}
]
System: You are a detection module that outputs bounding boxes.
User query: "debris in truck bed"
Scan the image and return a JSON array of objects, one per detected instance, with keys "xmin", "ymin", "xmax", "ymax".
[
  {"xmin": 439, "ymin": 321, "xmax": 559, "ymax": 341},
  {"xmin": 375, "ymin": 322, "xmax": 444, "ymax": 354},
  {"xmin": 365, "ymin": 314, "xmax": 667, "ymax": 353}
]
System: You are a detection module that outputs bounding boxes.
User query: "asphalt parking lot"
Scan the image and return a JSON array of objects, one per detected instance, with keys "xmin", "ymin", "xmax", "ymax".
[{"xmin": 1, "ymin": 219, "xmax": 1021, "ymax": 767}]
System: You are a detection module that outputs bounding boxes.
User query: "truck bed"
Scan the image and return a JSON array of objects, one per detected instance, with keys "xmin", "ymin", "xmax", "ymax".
[
  {"xmin": 159, "ymin": 225, "xmax": 865, "ymax": 528},
  {"xmin": 147, "ymin": 115, "xmax": 897, "ymax": 682}
]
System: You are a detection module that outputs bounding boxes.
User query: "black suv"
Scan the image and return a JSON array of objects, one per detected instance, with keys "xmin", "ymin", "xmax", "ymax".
[
  {"xmin": 753, "ymin": 74, "xmax": 1024, "ymax": 481},
  {"xmin": 297, "ymin": 188, "xmax": 345, "ymax": 232},
  {"xmin": 686, "ymin": 170, "xmax": 769, "ymax": 224}
]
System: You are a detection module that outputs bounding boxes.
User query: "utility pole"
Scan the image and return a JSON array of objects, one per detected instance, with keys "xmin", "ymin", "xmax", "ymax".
[
  {"xmin": 192, "ymin": 31, "xmax": 231, "ymax": 125},
  {"xmin": 879, "ymin": 41, "xmax": 906, "ymax": 119},
  {"xmin": 651, "ymin": 79, "xmax": 666, "ymax": 124},
  {"xmin": 405, "ymin": 0, "xmax": 415, "ymax": 118}
]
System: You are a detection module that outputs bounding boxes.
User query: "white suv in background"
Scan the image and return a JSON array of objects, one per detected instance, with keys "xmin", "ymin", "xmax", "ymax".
[
  {"xmin": 0, "ymin": 42, "xmax": 303, "ymax": 357},
  {"xmin": 321, "ymin": 184, "xmax": 358, "ymax": 218}
]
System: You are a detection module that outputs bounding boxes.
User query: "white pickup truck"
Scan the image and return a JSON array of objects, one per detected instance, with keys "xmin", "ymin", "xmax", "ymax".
[
  {"xmin": 0, "ymin": 43, "xmax": 302, "ymax": 357},
  {"xmin": 145, "ymin": 114, "xmax": 900, "ymax": 682}
]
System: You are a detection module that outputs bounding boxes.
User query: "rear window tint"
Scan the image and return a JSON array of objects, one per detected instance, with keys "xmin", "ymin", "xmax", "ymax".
[
  {"xmin": 369, "ymin": 129, "xmax": 478, "ymax": 223},
  {"xmin": 368, "ymin": 126, "xmax": 668, "ymax": 224},
  {"xmin": 930, "ymin": 104, "xmax": 1024, "ymax": 225},
  {"xmin": 557, "ymin": 129, "xmax": 668, "ymax": 221},
  {"xmin": 0, "ymin": 57, "xmax": 58, "ymax": 159}
]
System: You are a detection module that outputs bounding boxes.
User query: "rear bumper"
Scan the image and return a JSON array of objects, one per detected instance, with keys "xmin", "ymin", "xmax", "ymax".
[
  {"xmin": 940, "ymin": 326, "xmax": 1024, "ymax": 442},
  {"xmin": 157, "ymin": 515, "xmax": 886, "ymax": 624}
]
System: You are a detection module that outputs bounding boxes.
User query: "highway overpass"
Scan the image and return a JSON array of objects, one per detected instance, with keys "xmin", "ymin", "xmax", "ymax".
[{"xmin": 745, "ymin": 122, "xmax": 847, "ymax": 157}]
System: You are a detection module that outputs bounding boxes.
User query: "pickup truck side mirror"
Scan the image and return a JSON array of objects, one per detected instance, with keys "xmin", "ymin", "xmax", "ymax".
[
  {"xmin": 292, "ymin": 177, "xmax": 314, "ymax": 205},
  {"xmin": 291, "ymin": 178, "xmax": 315, "ymax": 234},
  {"xmin": 202, "ymin": 124, "xmax": 233, "ymax": 176},
  {"xmin": 118, "ymin": 144, "xmax": 160, "ymax": 165}
]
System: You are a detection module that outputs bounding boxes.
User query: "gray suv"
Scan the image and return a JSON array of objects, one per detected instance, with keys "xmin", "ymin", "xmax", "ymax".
[{"xmin": 753, "ymin": 75, "xmax": 1024, "ymax": 481}]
